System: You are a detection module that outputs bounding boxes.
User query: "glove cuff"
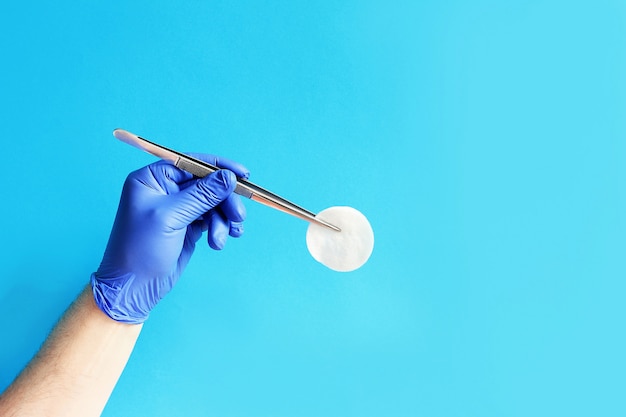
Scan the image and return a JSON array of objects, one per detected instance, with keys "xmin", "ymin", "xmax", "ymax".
[{"xmin": 90, "ymin": 273, "xmax": 149, "ymax": 324}]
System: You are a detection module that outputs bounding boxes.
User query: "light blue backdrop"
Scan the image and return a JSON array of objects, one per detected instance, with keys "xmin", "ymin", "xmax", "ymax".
[{"xmin": 1, "ymin": 1, "xmax": 625, "ymax": 416}]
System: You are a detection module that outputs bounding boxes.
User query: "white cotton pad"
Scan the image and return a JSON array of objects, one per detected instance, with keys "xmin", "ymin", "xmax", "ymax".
[{"xmin": 306, "ymin": 206, "xmax": 374, "ymax": 272}]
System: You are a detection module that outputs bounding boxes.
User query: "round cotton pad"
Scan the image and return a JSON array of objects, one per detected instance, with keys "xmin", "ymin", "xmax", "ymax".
[{"xmin": 306, "ymin": 206, "xmax": 374, "ymax": 272}]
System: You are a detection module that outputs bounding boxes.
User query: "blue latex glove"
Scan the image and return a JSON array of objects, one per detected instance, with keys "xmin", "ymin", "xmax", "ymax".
[{"xmin": 91, "ymin": 154, "xmax": 249, "ymax": 324}]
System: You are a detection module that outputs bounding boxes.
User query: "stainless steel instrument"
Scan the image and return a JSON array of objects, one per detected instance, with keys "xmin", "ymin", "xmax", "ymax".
[{"xmin": 113, "ymin": 129, "xmax": 341, "ymax": 232}]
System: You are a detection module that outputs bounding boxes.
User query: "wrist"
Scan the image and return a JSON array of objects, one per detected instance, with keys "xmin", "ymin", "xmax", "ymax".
[{"xmin": 90, "ymin": 273, "xmax": 150, "ymax": 324}]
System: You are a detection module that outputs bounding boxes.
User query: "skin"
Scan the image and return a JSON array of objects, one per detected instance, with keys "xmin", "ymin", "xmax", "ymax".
[
  {"xmin": 0, "ymin": 286, "xmax": 142, "ymax": 417},
  {"xmin": 0, "ymin": 158, "xmax": 248, "ymax": 416}
]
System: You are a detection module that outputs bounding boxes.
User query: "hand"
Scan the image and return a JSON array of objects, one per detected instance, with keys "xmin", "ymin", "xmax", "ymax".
[{"xmin": 91, "ymin": 154, "xmax": 249, "ymax": 324}]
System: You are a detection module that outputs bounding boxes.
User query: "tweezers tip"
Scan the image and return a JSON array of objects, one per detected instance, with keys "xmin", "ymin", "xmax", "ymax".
[{"xmin": 316, "ymin": 217, "xmax": 342, "ymax": 232}]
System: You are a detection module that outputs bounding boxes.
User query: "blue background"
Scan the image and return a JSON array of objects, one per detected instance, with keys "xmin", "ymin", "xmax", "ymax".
[{"xmin": 1, "ymin": 1, "xmax": 625, "ymax": 416}]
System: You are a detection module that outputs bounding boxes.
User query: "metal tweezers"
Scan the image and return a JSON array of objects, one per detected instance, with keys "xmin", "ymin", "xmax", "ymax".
[{"xmin": 113, "ymin": 129, "xmax": 341, "ymax": 232}]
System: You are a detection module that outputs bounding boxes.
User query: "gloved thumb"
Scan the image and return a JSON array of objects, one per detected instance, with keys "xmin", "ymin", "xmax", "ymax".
[{"xmin": 165, "ymin": 169, "xmax": 237, "ymax": 229}]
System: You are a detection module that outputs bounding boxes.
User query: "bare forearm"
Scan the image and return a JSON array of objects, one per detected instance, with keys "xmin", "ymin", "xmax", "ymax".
[{"xmin": 0, "ymin": 286, "xmax": 142, "ymax": 417}]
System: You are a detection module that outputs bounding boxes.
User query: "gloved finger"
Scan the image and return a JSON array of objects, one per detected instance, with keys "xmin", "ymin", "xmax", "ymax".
[
  {"xmin": 185, "ymin": 153, "xmax": 250, "ymax": 179},
  {"xmin": 219, "ymin": 193, "xmax": 246, "ymax": 223},
  {"xmin": 229, "ymin": 221, "xmax": 244, "ymax": 238},
  {"xmin": 132, "ymin": 153, "xmax": 249, "ymax": 195},
  {"xmin": 165, "ymin": 170, "xmax": 237, "ymax": 230},
  {"xmin": 126, "ymin": 160, "xmax": 195, "ymax": 196},
  {"xmin": 177, "ymin": 177, "xmax": 198, "ymax": 192},
  {"xmin": 188, "ymin": 219, "xmax": 205, "ymax": 243},
  {"xmin": 197, "ymin": 215, "xmax": 210, "ymax": 232},
  {"xmin": 177, "ymin": 220, "xmax": 204, "ymax": 274},
  {"xmin": 207, "ymin": 211, "xmax": 229, "ymax": 250}
]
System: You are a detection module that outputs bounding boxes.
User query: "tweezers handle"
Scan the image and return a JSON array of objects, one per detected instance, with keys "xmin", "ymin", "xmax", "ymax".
[
  {"xmin": 174, "ymin": 154, "xmax": 322, "ymax": 222},
  {"xmin": 113, "ymin": 128, "xmax": 340, "ymax": 232}
]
